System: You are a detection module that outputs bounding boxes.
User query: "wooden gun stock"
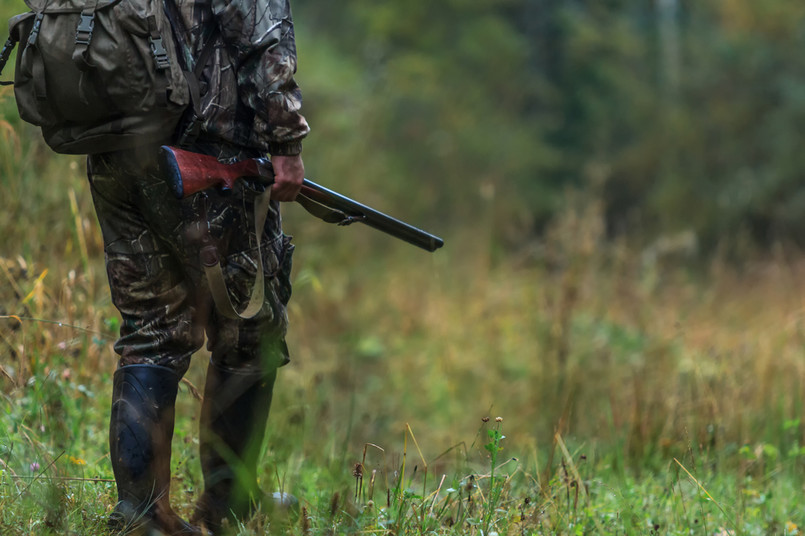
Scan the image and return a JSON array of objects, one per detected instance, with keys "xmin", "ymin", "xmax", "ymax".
[
  {"xmin": 159, "ymin": 146, "xmax": 273, "ymax": 198},
  {"xmin": 158, "ymin": 146, "xmax": 444, "ymax": 252}
]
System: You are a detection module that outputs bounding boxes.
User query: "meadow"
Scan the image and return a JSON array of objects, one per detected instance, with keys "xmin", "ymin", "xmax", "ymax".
[
  {"xmin": 2, "ymin": 102, "xmax": 805, "ymax": 535},
  {"xmin": 3, "ymin": 1, "xmax": 805, "ymax": 533}
]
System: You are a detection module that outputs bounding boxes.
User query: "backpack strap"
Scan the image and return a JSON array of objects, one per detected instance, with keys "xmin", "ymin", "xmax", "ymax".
[
  {"xmin": 175, "ymin": 36, "xmax": 215, "ymax": 146},
  {"xmin": 0, "ymin": 36, "xmax": 16, "ymax": 86},
  {"xmin": 163, "ymin": 0, "xmax": 217, "ymax": 147},
  {"xmin": 24, "ymin": 12, "xmax": 53, "ymax": 107}
]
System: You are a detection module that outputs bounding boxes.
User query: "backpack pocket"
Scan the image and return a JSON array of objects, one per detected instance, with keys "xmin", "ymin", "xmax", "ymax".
[
  {"xmin": 9, "ymin": 0, "xmax": 191, "ymax": 154},
  {"xmin": 10, "ymin": 11, "xmax": 58, "ymax": 127}
]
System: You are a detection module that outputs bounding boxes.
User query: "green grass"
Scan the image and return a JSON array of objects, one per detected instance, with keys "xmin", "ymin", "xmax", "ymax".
[
  {"xmin": 2, "ymin": 149, "xmax": 805, "ymax": 535},
  {"xmin": 2, "ymin": 48, "xmax": 805, "ymax": 536}
]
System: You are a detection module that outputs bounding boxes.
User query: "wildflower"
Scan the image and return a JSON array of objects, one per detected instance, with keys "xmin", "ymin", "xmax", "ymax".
[
  {"xmin": 69, "ymin": 456, "xmax": 86, "ymax": 466},
  {"xmin": 29, "ymin": 462, "xmax": 40, "ymax": 472}
]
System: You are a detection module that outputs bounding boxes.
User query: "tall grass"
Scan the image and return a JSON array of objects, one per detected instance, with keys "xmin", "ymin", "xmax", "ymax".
[{"xmin": 2, "ymin": 80, "xmax": 805, "ymax": 536}]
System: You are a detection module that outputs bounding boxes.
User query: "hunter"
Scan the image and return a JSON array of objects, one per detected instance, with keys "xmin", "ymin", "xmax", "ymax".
[{"xmin": 90, "ymin": 0, "xmax": 309, "ymax": 533}]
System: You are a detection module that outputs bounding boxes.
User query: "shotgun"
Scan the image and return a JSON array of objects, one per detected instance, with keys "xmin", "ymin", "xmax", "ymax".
[{"xmin": 159, "ymin": 146, "xmax": 444, "ymax": 252}]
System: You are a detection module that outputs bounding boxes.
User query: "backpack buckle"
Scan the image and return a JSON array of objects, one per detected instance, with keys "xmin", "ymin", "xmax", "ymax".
[
  {"xmin": 28, "ymin": 12, "xmax": 44, "ymax": 46},
  {"xmin": 149, "ymin": 36, "xmax": 170, "ymax": 70},
  {"xmin": 177, "ymin": 114, "xmax": 202, "ymax": 147},
  {"xmin": 75, "ymin": 11, "xmax": 94, "ymax": 46},
  {"xmin": 1, "ymin": 37, "xmax": 14, "ymax": 67},
  {"xmin": 0, "ymin": 37, "xmax": 16, "ymax": 84}
]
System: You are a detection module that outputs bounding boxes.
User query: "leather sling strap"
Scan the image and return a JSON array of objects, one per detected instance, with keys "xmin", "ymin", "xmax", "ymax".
[
  {"xmin": 202, "ymin": 188, "xmax": 355, "ymax": 320},
  {"xmin": 202, "ymin": 187, "xmax": 272, "ymax": 320},
  {"xmin": 295, "ymin": 192, "xmax": 355, "ymax": 225}
]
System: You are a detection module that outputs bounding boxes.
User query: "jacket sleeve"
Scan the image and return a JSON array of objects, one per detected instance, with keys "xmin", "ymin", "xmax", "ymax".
[{"xmin": 211, "ymin": 0, "xmax": 310, "ymax": 155}]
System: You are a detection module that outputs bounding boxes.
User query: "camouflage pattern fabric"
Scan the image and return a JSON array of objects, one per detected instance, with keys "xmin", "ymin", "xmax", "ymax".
[
  {"xmin": 176, "ymin": 0, "xmax": 310, "ymax": 156},
  {"xmin": 83, "ymin": 0, "xmax": 310, "ymax": 373},
  {"xmin": 87, "ymin": 146, "xmax": 294, "ymax": 375}
]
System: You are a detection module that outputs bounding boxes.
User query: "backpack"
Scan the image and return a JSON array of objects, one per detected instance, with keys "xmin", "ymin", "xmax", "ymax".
[{"xmin": 0, "ymin": 0, "xmax": 208, "ymax": 154}]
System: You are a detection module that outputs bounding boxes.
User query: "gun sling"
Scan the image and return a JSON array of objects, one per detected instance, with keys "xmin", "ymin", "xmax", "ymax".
[
  {"xmin": 204, "ymin": 188, "xmax": 351, "ymax": 320},
  {"xmin": 202, "ymin": 187, "xmax": 272, "ymax": 320},
  {"xmin": 295, "ymin": 191, "xmax": 354, "ymax": 225}
]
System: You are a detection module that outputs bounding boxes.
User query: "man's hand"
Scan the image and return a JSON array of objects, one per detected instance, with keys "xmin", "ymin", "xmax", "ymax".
[{"xmin": 271, "ymin": 154, "xmax": 305, "ymax": 201}]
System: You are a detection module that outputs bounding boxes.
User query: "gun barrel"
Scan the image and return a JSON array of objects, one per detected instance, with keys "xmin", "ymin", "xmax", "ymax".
[{"xmin": 300, "ymin": 180, "xmax": 444, "ymax": 252}]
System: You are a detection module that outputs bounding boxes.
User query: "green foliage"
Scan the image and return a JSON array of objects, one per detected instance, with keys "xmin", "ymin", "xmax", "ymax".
[
  {"xmin": 293, "ymin": 0, "xmax": 805, "ymax": 252},
  {"xmin": 482, "ymin": 425, "xmax": 505, "ymax": 534}
]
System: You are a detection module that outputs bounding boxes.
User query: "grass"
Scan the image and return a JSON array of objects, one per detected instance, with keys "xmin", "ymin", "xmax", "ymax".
[{"xmin": 2, "ymin": 60, "xmax": 805, "ymax": 536}]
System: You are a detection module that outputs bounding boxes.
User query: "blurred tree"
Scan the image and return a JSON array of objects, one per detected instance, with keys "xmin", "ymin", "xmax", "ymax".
[
  {"xmin": 294, "ymin": 0, "xmax": 548, "ymax": 245},
  {"xmin": 4, "ymin": 0, "xmax": 805, "ymax": 255},
  {"xmin": 293, "ymin": 0, "xmax": 805, "ymax": 254}
]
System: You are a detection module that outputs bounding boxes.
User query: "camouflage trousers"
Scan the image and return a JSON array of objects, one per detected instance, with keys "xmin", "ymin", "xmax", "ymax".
[{"xmin": 87, "ymin": 145, "xmax": 294, "ymax": 376}]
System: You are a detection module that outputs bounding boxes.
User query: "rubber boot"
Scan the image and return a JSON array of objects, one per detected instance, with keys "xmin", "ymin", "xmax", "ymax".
[
  {"xmin": 192, "ymin": 360, "xmax": 281, "ymax": 533},
  {"xmin": 107, "ymin": 364, "xmax": 200, "ymax": 536}
]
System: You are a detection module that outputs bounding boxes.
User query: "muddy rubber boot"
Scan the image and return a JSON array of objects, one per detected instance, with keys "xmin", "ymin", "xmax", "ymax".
[
  {"xmin": 192, "ymin": 360, "xmax": 290, "ymax": 534},
  {"xmin": 107, "ymin": 364, "xmax": 200, "ymax": 536}
]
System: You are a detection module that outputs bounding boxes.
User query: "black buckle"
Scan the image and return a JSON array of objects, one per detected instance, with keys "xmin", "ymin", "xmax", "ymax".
[
  {"xmin": 177, "ymin": 114, "xmax": 202, "ymax": 147},
  {"xmin": 149, "ymin": 36, "xmax": 170, "ymax": 70},
  {"xmin": 28, "ymin": 12, "xmax": 44, "ymax": 46},
  {"xmin": 1, "ymin": 37, "xmax": 13, "ymax": 56},
  {"xmin": 1, "ymin": 37, "xmax": 14, "ymax": 67},
  {"xmin": 0, "ymin": 37, "xmax": 15, "ymax": 83},
  {"xmin": 75, "ymin": 12, "xmax": 94, "ymax": 46}
]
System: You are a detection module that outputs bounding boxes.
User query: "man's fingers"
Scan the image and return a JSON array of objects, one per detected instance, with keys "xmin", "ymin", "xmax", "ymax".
[
  {"xmin": 271, "ymin": 174, "xmax": 302, "ymax": 201},
  {"xmin": 271, "ymin": 182, "xmax": 301, "ymax": 202},
  {"xmin": 271, "ymin": 154, "xmax": 305, "ymax": 202}
]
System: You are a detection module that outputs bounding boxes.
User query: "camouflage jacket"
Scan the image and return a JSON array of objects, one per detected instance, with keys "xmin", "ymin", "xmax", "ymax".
[{"xmin": 176, "ymin": 0, "xmax": 310, "ymax": 156}]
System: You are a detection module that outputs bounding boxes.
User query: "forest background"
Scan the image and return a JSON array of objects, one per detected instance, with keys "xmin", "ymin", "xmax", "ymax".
[{"xmin": 2, "ymin": 0, "xmax": 805, "ymax": 534}]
